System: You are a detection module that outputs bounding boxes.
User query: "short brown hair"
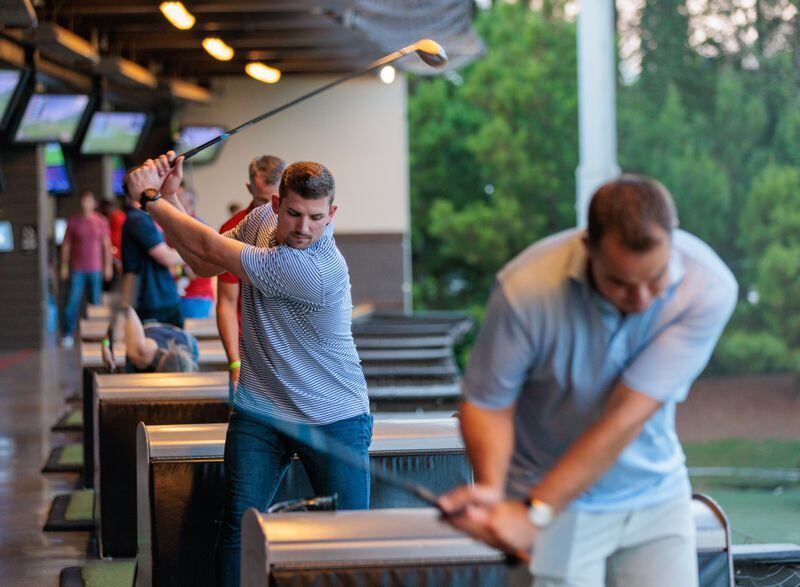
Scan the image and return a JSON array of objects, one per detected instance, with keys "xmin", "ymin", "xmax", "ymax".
[
  {"xmin": 248, "ymin": 155, "xmax": 285, "ymax": 185},
  {"xmin": 279, "ymin": 162, "xmax": 335, "ymax": 205},
  {"xmin": 587, "ymin": 174, "xmax": 678, "ymax": 252}
]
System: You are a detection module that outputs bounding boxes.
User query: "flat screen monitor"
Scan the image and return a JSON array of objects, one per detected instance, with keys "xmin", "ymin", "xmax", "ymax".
[
  {"xmin": 14, "ymin": 93, "xmax": 90, "ymax": 143},
  {"xmin": 44, "ymin": 142, "xmax": 72, "ymax": 194},
  {"xmin": 0, "ymin": 69, "xmax": 22, "ymax": 126},
  {"xmin": 176, "ymin": 125, "xmax": 225, "ymax": 165},
  {"xmin": 0, "ymin": 220, "xmax": 13, "ymax": 252},
  {"xmin": 81, "ymin": 111, "xmax": 148, "ymax": 155},
  {"xmin": 110, "ymin": 155, "xmax": 127, "ymax": 196},
  {"xmin": 54, "ymin": 218, "xmax": 67, "ymax": 245}
]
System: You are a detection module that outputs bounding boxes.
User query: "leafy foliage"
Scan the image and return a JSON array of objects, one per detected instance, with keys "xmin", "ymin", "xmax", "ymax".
[
  {"xmin": 408, "ymin": 1, "xmax": 800, "ymax": 374},
  {"xmin": 409, "ymin": 3, "xmax": 577, "ymax": 310}
]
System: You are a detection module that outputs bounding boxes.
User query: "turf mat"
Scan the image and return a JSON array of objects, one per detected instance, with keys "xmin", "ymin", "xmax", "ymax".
[
  {"xmin": 42, "ymin": 442, "xmax": 84, "ymax": 473},
  {"xmin": 81, "ymin": 560, "xmax": 136, "ymax": 587},
  {"xmin": 44, "ymin": 491, "xmax": 94, "ymax": 532},
  {"xmin": 52, "ymin": 409, "xmax": 83, "ymax": 432}
]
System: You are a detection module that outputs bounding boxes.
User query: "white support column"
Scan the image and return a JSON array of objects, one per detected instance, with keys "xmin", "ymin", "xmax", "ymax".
[{"xmin": 576, "ymin": 0, "xmax": 620, "ymax": 227}]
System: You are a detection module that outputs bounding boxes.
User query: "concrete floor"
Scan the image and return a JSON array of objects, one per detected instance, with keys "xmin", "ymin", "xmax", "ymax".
[{"xmin": 0, "ymin": 346, "xmax": 90, "ymax": 586}]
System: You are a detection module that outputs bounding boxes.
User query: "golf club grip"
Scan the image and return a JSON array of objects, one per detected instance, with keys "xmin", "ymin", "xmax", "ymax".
[{"xmin": 178, "ymin": 134, "xmax": 228, "ymax": 162}]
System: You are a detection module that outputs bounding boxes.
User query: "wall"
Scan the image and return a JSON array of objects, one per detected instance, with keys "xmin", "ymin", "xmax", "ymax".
[
  {"xmin": 181, "ymin": 74, "xmax": 411, "ymax": 310},
  {"xmin": 0, "ymin": 146, "xmax": 48, "ymax": 350}
]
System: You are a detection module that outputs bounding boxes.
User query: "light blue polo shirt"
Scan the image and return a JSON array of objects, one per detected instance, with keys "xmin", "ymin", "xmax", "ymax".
[{"xmin": 462, "ymin": 228, "xmax": 737, "ymax": 512}]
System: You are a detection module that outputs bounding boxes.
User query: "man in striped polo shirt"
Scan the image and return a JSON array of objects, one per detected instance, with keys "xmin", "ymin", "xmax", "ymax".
[{"xmin": 126, "ymin": 153, "xmax": 371, "ymax": 587}]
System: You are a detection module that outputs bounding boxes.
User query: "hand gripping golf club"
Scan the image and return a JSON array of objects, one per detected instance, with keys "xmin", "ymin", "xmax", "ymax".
[{"xmin": 177, "ymin": 39, "xmax": 447, "ymax": 162}]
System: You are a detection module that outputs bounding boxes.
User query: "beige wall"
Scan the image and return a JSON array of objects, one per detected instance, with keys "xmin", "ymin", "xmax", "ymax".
[{"xmin": 180, "ymin": 74, "xmax": 410, "ymax": 234}]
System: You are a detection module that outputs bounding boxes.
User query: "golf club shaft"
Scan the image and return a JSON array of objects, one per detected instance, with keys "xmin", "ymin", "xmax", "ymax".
[
  {"xmin": 257, "ymin": 412, "xmax": 530, "ymax": 565},
  {"xmin": 178, "ymin": 42, "xmax": 424, "ymax": 162}
]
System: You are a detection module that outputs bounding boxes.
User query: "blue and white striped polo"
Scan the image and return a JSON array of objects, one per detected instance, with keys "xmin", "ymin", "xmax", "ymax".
[{"xmin": 224, "ymin": 204, "xmax": 369, "ymax": 425}]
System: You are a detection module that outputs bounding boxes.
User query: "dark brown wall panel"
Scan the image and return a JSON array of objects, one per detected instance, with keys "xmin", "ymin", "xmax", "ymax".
[
  {"xmin": 335, "ymin": 232, "xmax": 407, "ymax": 312},
  {"xmin": 0, "ymin": 146, "xmax": 47, "ymax": 350}
]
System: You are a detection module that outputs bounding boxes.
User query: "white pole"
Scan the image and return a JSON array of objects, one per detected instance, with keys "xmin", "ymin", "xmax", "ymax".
[{"xmin": 576, "ymin": 0, "xmax": 620, "ymax": 227}]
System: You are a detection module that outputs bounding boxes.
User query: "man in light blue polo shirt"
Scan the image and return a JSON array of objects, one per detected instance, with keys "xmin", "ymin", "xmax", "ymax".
[
  {"xmin": 440, "ymin": 175, "xmax": 737, "ymax": 586},
  {"xmin": 126, "ymin": 154, "xmax": 371, "ymax": 587}
]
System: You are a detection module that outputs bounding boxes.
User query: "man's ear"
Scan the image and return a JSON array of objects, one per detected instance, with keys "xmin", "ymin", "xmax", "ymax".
[
  {"xmin": 245, "ymin": 182, "xmax": 253, "ymax": 197},
  {"xmin": 327, "ymin": 204, "xmax": 338, "ymax": 224},
  {"xmin": 272, "ymin": 193, "xmax": 280, "ymax": 214}
]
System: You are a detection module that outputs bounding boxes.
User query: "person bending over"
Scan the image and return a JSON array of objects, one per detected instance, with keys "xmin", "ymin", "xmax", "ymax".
[
  {"xmin": 102, "ymin": 306, "xmax": 198, "ymax": 373},
  {"xmin": 439, "ymin": 175, "xmax": 737, "ymax": 587}
]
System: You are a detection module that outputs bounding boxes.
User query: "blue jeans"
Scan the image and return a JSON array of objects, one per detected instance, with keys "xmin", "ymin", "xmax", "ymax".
[
  {"xmin": 62, "ymin": 270, "xmax": 102, "ymax": 335},
  {"xmin": 216, "ymin": 410, "xmax": 373, "ymax": 587}
]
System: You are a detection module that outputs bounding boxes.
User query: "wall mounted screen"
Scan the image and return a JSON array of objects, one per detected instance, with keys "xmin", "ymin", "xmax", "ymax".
[
  {"xmin": 0, "ymin": 220, "xmax": 13, "ymax": 252},
  {"xmin": 0, "ymin": 70, "xmax": 22, "ymax": 123},
  {"xmin": 14, "ymin": 94, "xmax": 90, "ymax": 143},
  {"xmin": 176, "ymin": 125, "xmax": 225, "ymax": 165},
  {"xmin": 111, "ymin": 155, "xmax": 127, "ymax": 196},
  {"xmin": 44, "ymin": 142, "xmax": 72, "ymax": 194},
  {"xmin": 81, "ymin": 111, "xmax": 148, "ymax": 155}
]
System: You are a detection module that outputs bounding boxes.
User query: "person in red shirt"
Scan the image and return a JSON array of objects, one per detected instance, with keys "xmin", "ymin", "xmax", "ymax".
[
  {"xmin": 99, "ymin": 197, "xmax": 127, "ymax": 291},
  {"xmin": 60, "ymin": 190, "xmax": 112, "ymax": 347},
  {"xmin": 217, "ymin": 155, "xmax": 285, "ymax": 386},
  {"xmin": 107, "ymin": 200, "xmax": 127, "ymax": 270},
  {"xmin": 178, "ymin": 186, "xmax": 215, "ymax": 318}
]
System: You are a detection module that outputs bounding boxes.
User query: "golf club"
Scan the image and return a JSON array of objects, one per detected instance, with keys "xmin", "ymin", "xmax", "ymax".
[
  {"xmin": 246, "ymin": 409, "xmax": 531, "ymax": 565},
  {"xmin": 177, "ymin": 38, "xmax": 447, "ymax": 162}
]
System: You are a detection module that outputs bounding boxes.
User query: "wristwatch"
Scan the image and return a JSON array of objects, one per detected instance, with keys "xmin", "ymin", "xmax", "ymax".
[
  {"xmin": 525, "ymin": 497, "xmax": 555, "ymax": 528},
  {"xmin": 140, "ymin": 188, "xmax": 161, "ymax": 212}
]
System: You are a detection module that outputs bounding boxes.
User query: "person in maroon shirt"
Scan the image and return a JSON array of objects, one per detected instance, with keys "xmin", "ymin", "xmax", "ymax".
[
  {"xmin": 178, "ymin": 186, "xmax": 215, "ymax": 318},
  {"xmin": 217, "ymin": 155, "xmax": 285, "ymax": 386},
  {"xmin": 60, "ymin": 190, "xmax": 112, "ymax": 347}
]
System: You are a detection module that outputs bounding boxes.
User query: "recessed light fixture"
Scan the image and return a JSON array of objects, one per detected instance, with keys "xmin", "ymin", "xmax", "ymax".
[
  {"xmin": 159, "ymin": 2, "xmax": 195, "ymax": 30},
  {"xmin": 202, "ymin": 37, "xmax": 234, "ymax": 61},
  {"xmin": 245, "ymin": 62, "xmax": 281, "ymax": 84},
  {"xmin": 380, "ymin": 65, "xmax": 396, "ymax": 84}
]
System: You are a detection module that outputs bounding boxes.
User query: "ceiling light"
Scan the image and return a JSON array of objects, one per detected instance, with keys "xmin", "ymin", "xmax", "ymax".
[
  {"xmin": 380, "ymin": 65, "xmax": 395, "ymax": 84},
  {"xmin": 159, "ymin": 2, "xmax": 195, "ymax": 30},
  {"xmin": 202, "ymin": 37, "xmax": 234, "ymax": 61},
  {"xmin": 245, "ymin": 62, "xmax": 281, "ymax": 84}
]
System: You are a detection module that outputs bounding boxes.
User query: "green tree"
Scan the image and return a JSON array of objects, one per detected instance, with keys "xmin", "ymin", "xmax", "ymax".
[{"xmin": 409, "ymin": 3, "xmax": 578, "ymax": 309}]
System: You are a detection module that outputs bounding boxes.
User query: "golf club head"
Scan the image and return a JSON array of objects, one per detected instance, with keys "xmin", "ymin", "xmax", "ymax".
[{"xmin": 414, "ymin": 39, "xmax": 448, "ymax": 67}]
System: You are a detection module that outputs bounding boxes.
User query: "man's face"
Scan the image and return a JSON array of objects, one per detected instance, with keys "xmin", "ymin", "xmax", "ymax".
[
  {"xmin": 586, "ymin": 227, "xmax": 672, "ymax": 315},
  {"xmin": 247, "ymin": 171, "xmax": 279, "ymax": 206},
  {"xmin": 272, "ymin": 190, "xmax": 336, "ymax": 249},
  {"xmin": 80, "ymin": 194, "xmax": 96, "ymax": 214}
]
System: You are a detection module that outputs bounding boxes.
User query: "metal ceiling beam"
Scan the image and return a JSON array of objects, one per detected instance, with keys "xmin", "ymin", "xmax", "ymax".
[
  {"xmin": 0, "ymin": 0, "xmax": 36, "ymax": 28},
  {"xmin": 121, "ymin": 29, "xmax": 364, "ymax": 51},
  {"xmin": 146, "ymin": 47, "xmax": 372, "ymax": 62},
  {"xmin": 26, "ymin": 22, "xmax": 99, "ymax": 65},
  {"xmin": 0, "ymin": 36, "xmax": 26, "ymax": 68},
  {"xmin": 96, "ymin": 55, "xmax": 158, "ymax": 89},
  {"xmin": 75, "ymin": 13, "xmax": 340, "ymax": 33},
  {"xmin": 67, "ymin": 1, "xmax": 349, "ymax": 16}
]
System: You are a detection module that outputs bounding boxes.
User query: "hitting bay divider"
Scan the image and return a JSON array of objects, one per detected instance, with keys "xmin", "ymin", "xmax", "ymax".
[
  {"xmin": 240, "ymin": 497, "xmax": 734, "ymax": 587},
  {"xmin": 94, "ymin": 374, "xmax": 232, "ymax": 558},
  {"xmin": 136, "ymin": 418, "xmax": 470, "ymax": 587},
  {"xmin": 80, "ymin": 350, "xmax": 230, "ymax": 489}
]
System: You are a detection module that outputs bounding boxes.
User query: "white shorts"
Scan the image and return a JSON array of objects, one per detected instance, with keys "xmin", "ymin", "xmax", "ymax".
[{"xmin": 530, "ymin": 496, "xmax": 698, "ymax": 587}]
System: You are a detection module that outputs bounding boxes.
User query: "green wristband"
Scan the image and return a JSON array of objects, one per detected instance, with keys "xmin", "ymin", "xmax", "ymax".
[{"xmin": 229, "ymin": 360, "xmax": 241, "ymax": 371}]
